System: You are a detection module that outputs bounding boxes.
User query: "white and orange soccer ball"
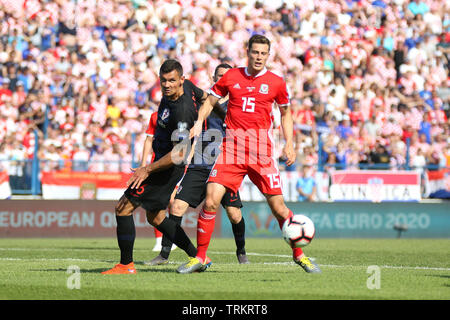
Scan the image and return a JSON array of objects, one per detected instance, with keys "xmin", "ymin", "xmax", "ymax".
[{"xmin": 282, "ymin": 214, "xmax": 315, "ymax": 248}]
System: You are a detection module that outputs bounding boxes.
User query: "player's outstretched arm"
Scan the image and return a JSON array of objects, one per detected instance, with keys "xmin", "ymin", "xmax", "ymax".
[
  {"xmin": 190, "ymin": 94, "xmax": 220, "ymax": 138},
  {"xmin": 279, "ymin": 104, "xmax": 296, "ymax": 166}
]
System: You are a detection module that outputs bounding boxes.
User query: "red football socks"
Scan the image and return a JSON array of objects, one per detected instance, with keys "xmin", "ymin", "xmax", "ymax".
[
  {"xmin": 277, "ymin": 209, "xmax": 304, "ymax": 260},
  {"xmin": 196, "ymin": 208, "xmax": 216, "ymax": 264},
  {"xmin": 277, "ymin": 209, "xmax": 294, "ymax": 230},
  {"xmin": 154, "ymin": 227, "xmax": 163, "ymax": 238}
]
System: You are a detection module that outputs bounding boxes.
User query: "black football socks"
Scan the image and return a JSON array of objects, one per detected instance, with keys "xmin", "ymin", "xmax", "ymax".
[
  {"xmin": 116, "ymin": 215, "xmax": 136, "ymax": 265},
  {"xmin": 232, "ymin": 217, "xmax": 246, "ymax": 255},
  {"xmin": 160, "ymin": 214, "xmax": 183, "ymax": 259},
  {"xmin": 157, "ymin": 216, "xmax": 197, "ymax": 258}
]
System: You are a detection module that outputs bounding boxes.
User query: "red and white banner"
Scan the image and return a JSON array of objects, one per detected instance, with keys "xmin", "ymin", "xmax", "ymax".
[
  {"xmin": 329, "ymin": 170, "xmax": 421, "ymax": 202},
  {"xmin": 41, "ymin": 171, "xmax": 131, "ymax": 200},
  {"xmin": 424, "ymin": 169, "xmax": 450, "ymax": 199},
  {"xmin": 0, "ymin": 172, "xmax": 12, "ymax": 199}
]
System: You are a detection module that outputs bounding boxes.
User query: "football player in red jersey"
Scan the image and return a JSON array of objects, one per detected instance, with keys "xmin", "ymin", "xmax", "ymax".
[{"xmin": 177, "ymin": 35, "xmax": 321, "ymax": 274}]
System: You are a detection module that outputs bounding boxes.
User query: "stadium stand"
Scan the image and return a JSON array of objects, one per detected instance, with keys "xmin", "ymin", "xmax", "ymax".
[{"xmin": 0, "ymin": 0, "xmax": 448, "ymax": 195}]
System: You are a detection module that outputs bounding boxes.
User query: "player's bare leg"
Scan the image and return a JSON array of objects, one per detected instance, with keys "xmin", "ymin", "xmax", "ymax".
[
  {"xmin": 225, "ymin": 205, "xmax": 242, "ymax": 224},
  {"xmin": 171, "ymin": 198, "xmax": 190, "ymax": 217},
  {"xmin": 177, "ymin": 182, "xmax": 226, "ymax": 274},
  {"xmin": 265, "ymin": 194, "xmax": 321, "ymax": 273},
  {"xmin": 203, "ymin": 182, "xmax": 227, "ymax": 212},
  {"xmin": 225, "ymin": 206, "xmax": 249, "ymax": 264}
]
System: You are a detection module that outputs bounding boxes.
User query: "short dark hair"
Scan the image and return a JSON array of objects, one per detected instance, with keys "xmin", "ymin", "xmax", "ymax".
[
  {"xmin": 248, "ymin": 34, "xmax": 271, "ymax": 51},
  {"xmin": 214, "ymin": 63, "xmax": 232, "ymax": 78},
  {"xmin": 160, "ymin": 59, "xmax": 183, "ymax": 77}
]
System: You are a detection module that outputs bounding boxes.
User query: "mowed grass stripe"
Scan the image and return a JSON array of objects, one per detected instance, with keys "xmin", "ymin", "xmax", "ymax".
[
  {"xmin": 0, "ymin": 238, "xmax": 449, "ymax": 300},
  {"xmin": 1, "ymin": 252, "xmax": 449, "ymax": 271}
]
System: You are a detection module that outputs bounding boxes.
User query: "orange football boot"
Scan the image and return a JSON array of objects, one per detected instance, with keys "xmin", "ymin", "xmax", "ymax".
[{"xmin": 101, "ymin": 262, "xmax": 137, "ymax": 274}]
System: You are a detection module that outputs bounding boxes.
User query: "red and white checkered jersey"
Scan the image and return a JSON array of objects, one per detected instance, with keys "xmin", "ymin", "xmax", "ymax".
[{"xmin": 428, "ymin": 109, "xmax": 447, "ymax": 124}]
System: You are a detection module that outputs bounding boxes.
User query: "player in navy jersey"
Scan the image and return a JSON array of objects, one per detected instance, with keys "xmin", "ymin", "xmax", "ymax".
[
  {"xmin": 137, "ymin": 111, "xmax": 177, "ymax": 252},
  {"xmin": 102, "ymin": 59, "xmax": 206, "ymax": 274},
  {"xmin": 146, "ymin": 63, "xmax": 250, "ymax": 268}
]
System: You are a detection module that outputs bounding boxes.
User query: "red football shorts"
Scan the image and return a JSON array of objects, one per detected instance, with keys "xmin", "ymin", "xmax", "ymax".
[{"xmin": 207, "ymin": 152, "xmax": 283, "ymax": 195}]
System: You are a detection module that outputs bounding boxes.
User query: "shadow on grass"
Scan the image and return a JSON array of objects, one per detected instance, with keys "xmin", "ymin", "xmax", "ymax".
[
  {"xmin": 29, "ymin": 267, "xmax": 181, "ymax": 274},
  {"xmin": 50, "ymin": 247, "xmax": 118, "ymax": 251},
  {"xmin": 425, "ymin": 274, "xmax": 450, "ymax": 288},
  {"xmin": 426, "ymin": 274, "xmax": 450, "ymax": 279}
]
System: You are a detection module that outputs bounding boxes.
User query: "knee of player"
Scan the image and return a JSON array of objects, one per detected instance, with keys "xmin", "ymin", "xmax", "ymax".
[
  {"xmin": 204, "ymin": 197, "xmax": 220, "ymax": 212},
  {"xmin": 146, "ymin": 210, "xmax": 165, "ymax": 226},
  {"xmin": 115, "ymin": 208, "xmax": 133, "ymax": 217},
  {"xmin": 226, "ymin": 207, "xmax": 242, "ymax": 224},
  {"xmin": 115, "ymin": 198, "xmax": 134, "ymax": 216},
  {"xmin": 145, "ymin": 211, "xmax": 156, "ymax": 226},
  {"xmin": 171, "ymin": 202, "xmax": 187, "ymax": 217}
]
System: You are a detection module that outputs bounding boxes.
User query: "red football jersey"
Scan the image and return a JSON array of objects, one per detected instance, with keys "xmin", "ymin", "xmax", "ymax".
[
  {"xmin": 145, "ymin": 111, "xmax": 158, "ymax": 163},
  {"xmin": 210, "ymin": 67, "xmax": 290, "ymax": 131},
  {"xmin": 209, "ymin": 67, "xmax": 290, "ymax": 164},
  {"xmin": 145, "ymin": 111, "xmax": 158, "ymax": 136}
]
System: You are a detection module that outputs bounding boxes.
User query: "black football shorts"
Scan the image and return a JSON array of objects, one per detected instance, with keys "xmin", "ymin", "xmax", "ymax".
[
  {"xmin": 175, "ymin": 167, "xmax": 243, "ymax": 209},
  {"xmin": 124, "ymin": 165, "xmax": 185, "ymax": 212}
]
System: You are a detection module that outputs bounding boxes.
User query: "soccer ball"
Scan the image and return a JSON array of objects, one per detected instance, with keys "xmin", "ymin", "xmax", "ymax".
[{"xmin": 282, "ymin": 214, "xmax": 315, "ymax": 248}]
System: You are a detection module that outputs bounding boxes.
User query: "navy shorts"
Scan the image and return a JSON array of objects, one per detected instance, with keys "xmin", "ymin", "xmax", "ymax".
[
  {"xmin": 124, "ymin": 166, "xmax": 185, "ymax": 212},
  {"xmin": 175, "ymin": 167, "xmax": 243, "ymax": 209}
]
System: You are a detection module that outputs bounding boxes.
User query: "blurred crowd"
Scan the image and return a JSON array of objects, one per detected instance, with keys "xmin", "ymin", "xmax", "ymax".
[{"xmin": 0, "ymin": 0, "xmax": 449, "ymax": 186}]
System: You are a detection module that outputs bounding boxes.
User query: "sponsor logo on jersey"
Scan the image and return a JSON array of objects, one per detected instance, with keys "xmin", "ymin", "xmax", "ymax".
[
  {"xmin": 247, "ymin": 86, "xmax": 255, "ymax": 92},
  {"xmin": 233, "ymin": 83, "xmax": 241, "ymax": 89}
]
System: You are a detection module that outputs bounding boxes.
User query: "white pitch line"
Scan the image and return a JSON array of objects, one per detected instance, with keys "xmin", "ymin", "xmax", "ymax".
[
  {"xmin": 260, "ymin": 262, "xmax": 450, "ymax": 271},
  {"xmin": 1, "ymin": 250, "xmax": 449, "ymax": 271},
  {"xmin": 209, "ymin": 251, "xmax": 292, "ymax": 258},
  {"xmin": 0, "ymin": 257, "xmax": 94, "ymax": 262}
]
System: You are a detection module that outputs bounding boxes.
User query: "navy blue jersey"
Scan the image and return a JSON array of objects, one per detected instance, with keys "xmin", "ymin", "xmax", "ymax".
[
  {"xmin": 153, "ymin": 79, "xmax": 204, "ymax": 165},
  {"xmin": 190, "ymin": 99, "xmax": 228, "ymax": 169}
]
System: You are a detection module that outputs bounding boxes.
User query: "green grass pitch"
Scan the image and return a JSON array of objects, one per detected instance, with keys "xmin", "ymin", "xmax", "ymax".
[{"xmin": 0, "ymin": 237, "xmax": 448, "ymax": 300}]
